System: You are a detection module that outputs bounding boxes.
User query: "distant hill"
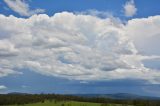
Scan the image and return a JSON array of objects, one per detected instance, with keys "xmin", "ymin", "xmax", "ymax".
[
  {"xmin": 8, "ymin": 92, "xmax": 29, "ymax": 95},
  {"xmin": 1, "ymin": 93, "xmax": 160, "ymax": 106},
  {"xmin": 6, "ymin": 92, "xmax": 160, "ymax": 100},
  {"xmin": 73, "ymin": 93, "xmax": 160, "ymax": 100}
]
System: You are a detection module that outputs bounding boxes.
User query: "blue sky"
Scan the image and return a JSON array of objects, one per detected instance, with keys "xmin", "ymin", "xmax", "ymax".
[
  {"xmin": 0, "ymin": 0, "xmax": 160, "ymax": 97},
  {"xmin": 1, "ymin": 0, "xmax": 160, "ymax": 18}
]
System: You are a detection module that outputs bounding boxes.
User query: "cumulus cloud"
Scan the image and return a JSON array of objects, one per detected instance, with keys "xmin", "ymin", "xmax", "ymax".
[
  {"xmin": 0, "ymin": 85, "xmax": 7, "ymax": 90},
  {"xmin": 123, "ymin": 0, "xmax": 137, "ymax": 17},
  {"xmin": 0, "ymin": 12, "xmax": 160, "ymax": 83},
  {"xmin": 126, "ymin": 16, "xmax": 160, "ymax": 55},
  {"xmin": 3, "ymin": 0, "xmax": 45, "ymax": 16}
]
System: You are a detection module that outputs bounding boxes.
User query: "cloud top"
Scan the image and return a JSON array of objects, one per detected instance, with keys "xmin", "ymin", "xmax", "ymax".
[{"xmin": 123, "ymin": 0, "xmax": 137, "ymax": 17}]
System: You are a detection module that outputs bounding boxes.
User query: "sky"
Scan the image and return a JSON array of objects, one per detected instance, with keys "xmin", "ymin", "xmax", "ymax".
[{"xmin": 0, "ymin": 0, "xmax": 160, "ymax": 97}]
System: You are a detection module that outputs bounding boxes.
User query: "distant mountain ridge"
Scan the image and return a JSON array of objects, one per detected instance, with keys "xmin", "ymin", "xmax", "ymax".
[
  {"xmin": 8, "ymin": 92, "xmax": 29, "ymax": 95},
  {"xmin": 73, "ymin": 93, "xmax": 160, "ymax": 100},
  {"xmin": 6, "ymin": 92, "xmax": 160, "ymax": 100}
]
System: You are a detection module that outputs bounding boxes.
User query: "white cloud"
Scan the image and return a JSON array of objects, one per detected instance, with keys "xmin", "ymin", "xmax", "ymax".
[
  {"xmin": 0, "ymin": 39, "xmax": 19, "ymax": 56},
  {"xmin": 0, "ymin": 68, "xmax": 20, "ymax": 77},
  {"xmin": 126, "ymin": 16, "xmax": 160, "ymax": 55},
  {"xmin": 0, "ymin": 12, "xmax": 160, "ymax": 83},
  {"xmin": 3, "ymin": 0, "xmax": 45, "ymax": 16},
  {"xmin": 0, "ymin": 85, "xmax": 7, "ymax": 90},
  {"xmin": 123, "ymin": 0, "xmax": 137, "ymax": 17},
  {"xmin": 76, "ymin": 9, "xmax": 113, "ymax": 18}
]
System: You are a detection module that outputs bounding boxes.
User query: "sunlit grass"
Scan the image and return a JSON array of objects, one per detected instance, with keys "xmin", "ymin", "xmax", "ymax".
[{"xmin": 10, "ymin": 100, "xmax": 133, "ymax": 106}]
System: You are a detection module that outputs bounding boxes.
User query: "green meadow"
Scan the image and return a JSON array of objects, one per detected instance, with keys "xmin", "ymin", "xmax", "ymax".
[{"xmin": 10, "ymin": 100, "xmax": 131, "ymax": 106}]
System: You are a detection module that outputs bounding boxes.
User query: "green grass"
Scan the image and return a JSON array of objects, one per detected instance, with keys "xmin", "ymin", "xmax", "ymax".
[
  {"xmin": 10, "ymin": 100, "xmax": 133, "ymax": 106},
  {"xmin": 10, "ymin": 100, "xmax": 100, "ymax": 106}
]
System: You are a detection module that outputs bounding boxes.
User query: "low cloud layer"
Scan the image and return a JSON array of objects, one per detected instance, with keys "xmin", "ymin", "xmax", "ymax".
[
  {"xmin": 0, "ymin": 85, "xmax": 7, "ymax": 90},
  {"xmin": 0, "ymin": 12, "xmax": 160, "ymax": 83},
  {"xmin": 3, "ymin": 0, "xmax": 45, "ymax": 16}
]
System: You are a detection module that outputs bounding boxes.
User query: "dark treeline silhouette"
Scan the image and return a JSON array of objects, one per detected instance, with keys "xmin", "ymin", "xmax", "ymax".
[{"xmin": 0, "ymin": 94, "xmax": 160, "ymax": 106}]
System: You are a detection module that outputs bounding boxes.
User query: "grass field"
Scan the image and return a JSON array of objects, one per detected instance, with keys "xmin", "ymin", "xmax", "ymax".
[{"xmin": 10, "ymin": 100, "xmax": 132, "ymax": 106}]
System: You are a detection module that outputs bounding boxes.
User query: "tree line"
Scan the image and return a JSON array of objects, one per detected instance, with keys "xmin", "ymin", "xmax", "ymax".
[{"xmin": 0, "ymin": 93, "xmax": 160, "ymax": 106}]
